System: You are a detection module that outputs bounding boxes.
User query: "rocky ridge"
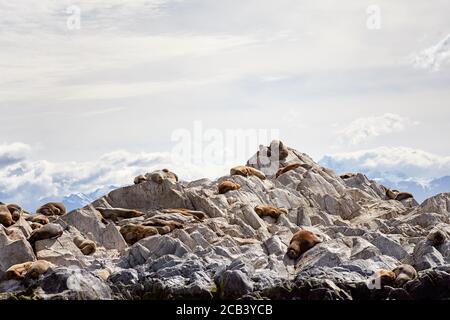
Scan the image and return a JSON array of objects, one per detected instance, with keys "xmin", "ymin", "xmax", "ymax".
[{"xmin": 1, "ymin": 141, "xmax": 450, "ymax": 300}]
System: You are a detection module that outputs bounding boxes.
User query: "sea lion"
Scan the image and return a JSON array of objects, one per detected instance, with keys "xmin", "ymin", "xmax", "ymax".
[
  {"xmin": 154, "ymin": 225, "xmax": 172, "ymax": 235},
  {"xmin": 427, "ymin": 229, "xmax": 447, "ymax": 247},
  {"xmin": 0, "ymin": 204, "xmax": 14, "ymax": 227},
  {"xmin": 28, "ymin": 214, "xmax": 49, "ymax": 225},
  {"xmin": 287, "ymin": 230, "xmax": 321, "ymax": 259},
  {"xmin": 120, "ymin": 224, "xmax": 158, "ymax": 245},
  {"xmin": 145, "ymin": 169, "xmax": 178, "ymax": 184},
  {"xmin": 95, "ymin": 207, "xmax": 144, "ymax": 221},
  {"xmin": 30, "ymin": 222, "xmax": 43, "ymax": 230},
  {"xmin": 134, "ymin": 174, "xmax": 147, "ymax": 185},
  {"xmin": 395, "ymin": 192, "xmax": 413, "ymax": 201},
  {"xmin": 5, "ymin": 260, "xmax": 53, "ymax": 280},
  {"xmin": 218, "ymin": 180, "xmax": 241, "ymax": 194},
  {"xmin": 161, "ymin": 208, "xmax": 207, "ymax": 221},
  {"xmin": 275, "ymin": 163, "xmax": 302, "ymax": 178},
  {"xmin": 36, "ymin": 202, "xmax": 67, "ymax": 216},
  {"xmin": 7, "ymin": 204, "xmax": 22, "ymax": 221},
  {"xmin": 254, "ymin": 205, "xmax": 288, "ymax": 220},
  {"xmin": 28, "ymin": 223, "xmax": 64, "ymax": 244},
  {"xmin": 267, "ymin": 140, "xmax": 289, "ymax": 161},
  {"xmin": 73, "ymin": 236, "xmax": 97, "ymax": 255},
  {"xmin": 230, "ymin": 166, "xmax": 266, "ymax": 180},
  {"xmin": 386, "ymin": 189, "xmax": 399, "ymax": 200},
  {"xmin": 5, "ymin": 262, "xmax": 34, "ymax": 280},
  {"xmin": 27, "ymin": 260, "xmax": 53, "ymax": 279},
  {"xmin": 373, "ymin": 269, "xmax": 396, "ymax": 287},
  {"xmin": 340, "ymin": 173, "xmax": 356, "ymax": 180},
  {"xmin": 142, "ymin": 218, "xmax": 183, "ymax": 231},
  {"xmin": 393, "ymin": 264, "xmax": 418, "ymax": 286}
]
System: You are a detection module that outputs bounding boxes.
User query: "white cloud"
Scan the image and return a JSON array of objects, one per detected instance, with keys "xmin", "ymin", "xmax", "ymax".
[
  {"xmin": 336, "ymin": 113, "xmax": 418, "ymax": 146},
  {"xmin": 0, "ymin": 142, "xmax": 31, "ymax": 167},
  {"xmin": 0, "ymin": 142, "xmax": 228, "ymax": 211},
  {"xmin": 320, "ymin": 146, "xmax": 450, "ymax": 182},
  {"xmin": 409, "ymin": 34, "xmax": 450, "ymax": 71}
]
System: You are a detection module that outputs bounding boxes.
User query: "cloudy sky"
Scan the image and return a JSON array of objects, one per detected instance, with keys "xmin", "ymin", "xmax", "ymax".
[{"xmin": 1, "ymin": 0, "xmax": 450, "ymax": 209}]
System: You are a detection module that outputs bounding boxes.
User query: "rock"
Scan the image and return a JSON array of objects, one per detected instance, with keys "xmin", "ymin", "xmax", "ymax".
[
  {"xmin": 0, "ymin": 226, "xmax": 36, "ymax": 277},
  {"xmin": 412, "ymin": 240, "xmax": 446, "ymax": 270},
  {"xmin": 2, "ymin": 142, "xmax": 450, "ymax": 300}
]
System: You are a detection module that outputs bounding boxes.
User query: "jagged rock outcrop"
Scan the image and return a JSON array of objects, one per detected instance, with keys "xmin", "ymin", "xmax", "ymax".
[{"xmin": 1, "ymin": 142, "xmax": 450, "ymax": 300}]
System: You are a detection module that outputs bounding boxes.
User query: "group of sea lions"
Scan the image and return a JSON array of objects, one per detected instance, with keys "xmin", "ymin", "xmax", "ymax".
[{"xmin": 0, "ymin": 149, "xmax": 435, "ymax": 290}]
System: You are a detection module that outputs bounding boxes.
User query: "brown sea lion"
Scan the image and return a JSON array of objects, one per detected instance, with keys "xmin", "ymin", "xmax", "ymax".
[
  {"xmin": 0, "ymin": 204, "xmax": 14, "ymax": 227},
  {"xmin": 427, "ymin": 229, "xmax": 447, "ymax": 247},
  {"xmin": 36, "ymin": 202, "xmax": 67, "ymax": 216},
  {"xmin": 142, "ymin": 218, "xmax": 183, "ymax": 231},
  {"xmin": 30, "ymin": 222, "xmax": 43, "ymax": 230},
  {"xmin": 134, "ymin": 174, "xmax": 147, "ymax": 185},
  {"xmin": 395, "ymin": 192, "xmax": 413, "ymax": 201},
  {"xmin": 393, "ymin": 264, "xmax": 418, "ymax": 286},
  {"xmin": 386, "ymin": 188, "xmax": 399, "ymax": 200},
  {"xmin": 254, "ymin": 205, "xmax": 288, "ymax": 220},
  {"xmin": 7, "ymin": 204, "xmax": 22, "ymax": 221},
  {"xmin": 287, "ymin": 230, "xmax": 321, "ymax": 259},
  {"xmin": 373, "ymin": 269, "xmax": 396, "ymax": 287},
  {"xmin": 28, "ymin": 214, "xmax": 49, "ymax": 225},
  {"xmin": 230, "ymin": 166, "xmax": 266, "ymax": 180},
  {"xmin": 340, "ymin": 173, "xmax": 356, "ymax": 180},
  {"xmin": 161, "ymin": 208, "xmax": 207, "ymax": 221},
  {"xmin": 28, "ymin": 223, "xmax": 64, "ymax": 244},
  {"xmin": 218, "ymin": 180, "xmax": 241, "ymax": 194},
  {"xmin": 5, "ymin": 260, "xmax": 53, "ymax": 280},
  {"xmin": 275, "ymin": 163, "xmax": 302, "ymax": 178},
  {"xmin": 5, "ymin": 262, "xmax": 34, "ymax": 280},
  {"xmin": 145, "ymin": 169, "xmax": 178, "ymax": 184},
  {"xmin": 73, "ymin": 236, "xmax": 97, "ymax": 255},
  {"xmin": 120, "ymin": 224, "xmax": 158, "ymax": 245},
  {"xmin": 95, "ymin": 207, "xmax": 144, "ymax": 221}
]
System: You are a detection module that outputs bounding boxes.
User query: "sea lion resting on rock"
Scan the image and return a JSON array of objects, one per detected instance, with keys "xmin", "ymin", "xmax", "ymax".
[
  {"xmin": 36, "ymin": 202, "xmax": 67, "ymax": 216},
  {"xmin": 427, "ymin": 229, "xmax": 447, "ymax": 247},
  {"xmin": 395, "ymin": 192, "xmax": 413, "ymax": 201},
  {"xmin": 73, "ymin": 236, "xmax": 97, "ymax": 255},
  {"xmin": 5, "ymin": 260, "xmax": 53, "ymax": 280},
  {"xmin": 30, "ymin": 222, "xmax": 43, "ymax": 230},
  {"xmin": 120, "ymin": 224, "xmax": 158, "ymax": 245},
  {"xmin": 230, "ymin": 166, "xmax": 266, "ymax": 180},
  {"xmin": 28, "ymin": 223, "xmax": 64, "ymax": 244},
  {"xmin": 0, "ymin": 204, "xmax": 14, "ymax": 227},
  {"xmin": 371, "ymin": 269, "xmax": 396, "ymax": 288},
  {"xmin": 267, "ymin": 139, "xmax": 289, "ymax": 161},
  {"xmin": 340, "ymin": 173, "xmax": 356, "ymax": 180},
  {"xmin": 95, "ymin": 207, "xmax": 144, "ymax": 221},
  {"xmin": 145, "ymin": 169, "xmax": 178, "ymax": 184},
  {"xmin": 254, "ymin": 205, "xmax": 288, "ymax": 220},
  {"xmin": 161, "ymin": 208, "xmax": 207, "ymax": 221},
  {"xmin": 275, "ymin": 163, "xmax": 302, "ymax": 178},
  {"xmin": 287, "ymin": 230, "xmax": 321, "ymax": 259},
  {"xmin": 385, "ymin": 188, "xmax": 399, "ymax": 200},
  {"xmin": 393, "ymin": 264, "xmax": 417, "ymax": 286},
  {"xmin": 7, "ymin": 204, "xmax": 22, "ymax": 221},
  {"xmin": 142, "ymin": 218, "xmax": 183, "ymax": 232},
  {"xmin": 134, "ymin": 174, "xmax": 147, "ymax": 185},
  {"xmin": 28, "ymin": 214, "xmax": 49, "ymax": 225},
  {"xmin": 218, "ymin": 180, "xmax": 241, "ymax": 194}
]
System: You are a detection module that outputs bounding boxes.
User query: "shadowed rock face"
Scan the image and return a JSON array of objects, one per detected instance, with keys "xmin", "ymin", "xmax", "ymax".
[{"xmin": 2, "ymin": 141, "xmax": 450, "ymax": 300}]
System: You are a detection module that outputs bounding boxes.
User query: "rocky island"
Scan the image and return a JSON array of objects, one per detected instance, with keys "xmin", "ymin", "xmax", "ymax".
[{"xmin": 1, "ymin": 141, "xmax": 450, "ymax": 300}]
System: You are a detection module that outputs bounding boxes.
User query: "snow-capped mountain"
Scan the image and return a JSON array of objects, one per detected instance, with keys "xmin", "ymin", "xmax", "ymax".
[{"xmin": 62, "ymin": 185, "xmax": 119, "ymax": 211}]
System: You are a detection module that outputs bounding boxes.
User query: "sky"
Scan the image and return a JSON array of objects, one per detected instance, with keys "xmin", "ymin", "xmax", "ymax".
[{"xmin": 1, "ymin": 1, "xmax": 450, "ymax": 209}]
